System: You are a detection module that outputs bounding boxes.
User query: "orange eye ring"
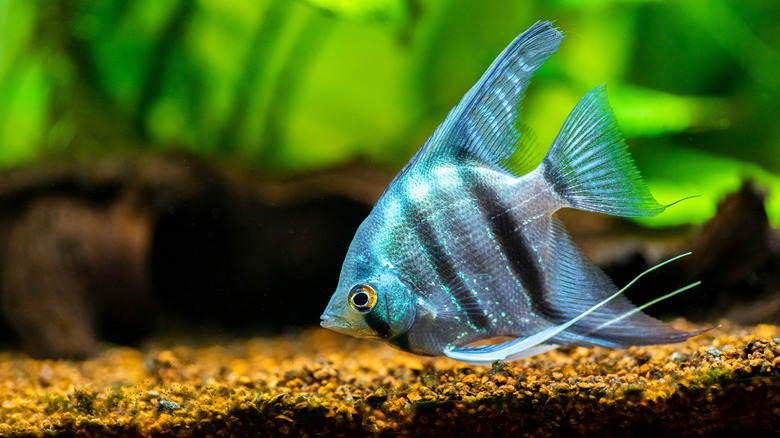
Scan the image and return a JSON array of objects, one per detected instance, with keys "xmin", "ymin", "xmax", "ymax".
[{"xmin": 348, "ymin": 284, "xmax": 377, "ymax": 313}]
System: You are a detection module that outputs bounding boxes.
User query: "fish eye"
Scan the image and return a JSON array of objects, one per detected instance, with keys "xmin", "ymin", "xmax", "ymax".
[{"xmin": 348, "ymin": 284, "xmax": 377, "ymax": 314}]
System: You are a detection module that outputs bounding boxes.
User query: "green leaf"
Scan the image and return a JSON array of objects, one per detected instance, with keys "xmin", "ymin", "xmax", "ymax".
[
  {"xmin": 302, "ymin": 0, "xmax": 409, "ymax": 26},
  {"xmin": 610, "ymin": 85, "xmax": 731, "ymax": 137}
]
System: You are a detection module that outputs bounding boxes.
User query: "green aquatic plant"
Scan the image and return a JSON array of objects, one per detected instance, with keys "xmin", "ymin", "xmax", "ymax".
[{"xmin": 0, "ymin": 0, "xmax": 777, "ymax": 227}]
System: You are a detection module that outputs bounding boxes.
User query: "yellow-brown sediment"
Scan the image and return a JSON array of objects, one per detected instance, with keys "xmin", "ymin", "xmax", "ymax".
[{"xmin": 1, "ymin": 321, "xmax": 779, "ymax": 437}]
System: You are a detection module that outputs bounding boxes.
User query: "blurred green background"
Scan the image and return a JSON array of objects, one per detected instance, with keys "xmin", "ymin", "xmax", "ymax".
[{"xmin": 1, "ymin": 0, "xmax": 778, "ymax": 226}]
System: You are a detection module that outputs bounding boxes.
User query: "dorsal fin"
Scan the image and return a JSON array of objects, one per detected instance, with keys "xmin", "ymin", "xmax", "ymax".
[{"xmin": 388, "ymin": 21, "xmax": 562, "ymax": 191}]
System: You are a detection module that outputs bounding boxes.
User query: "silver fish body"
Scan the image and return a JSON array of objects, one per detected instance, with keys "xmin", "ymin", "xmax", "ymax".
[{"xmin": 320, "ymin": 21, "xmax": 700, "ymax": 364}]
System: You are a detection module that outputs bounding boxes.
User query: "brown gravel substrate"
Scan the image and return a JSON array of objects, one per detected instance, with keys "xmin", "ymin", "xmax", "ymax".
[{"xmin": 1, "ymin": 321, "xmax": 779, "ymax": 437}]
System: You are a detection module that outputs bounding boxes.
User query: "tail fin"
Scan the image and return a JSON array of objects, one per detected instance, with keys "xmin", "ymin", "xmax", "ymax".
[{"xmin": 542, "ymin": 84, "xmax": 664, "ymax": 217}]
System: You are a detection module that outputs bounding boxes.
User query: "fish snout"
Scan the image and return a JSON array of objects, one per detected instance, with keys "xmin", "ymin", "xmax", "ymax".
[
  {"xmin": 320, "ymin": 312, "xmax": 345, "ymax": 330},
  {"xmin": 320, "ymin": 311, "xmax": 360, "ymax": 337},
  {"xmin": 320, "ymin": 313, "xmax": 336, "ymax": 328}
]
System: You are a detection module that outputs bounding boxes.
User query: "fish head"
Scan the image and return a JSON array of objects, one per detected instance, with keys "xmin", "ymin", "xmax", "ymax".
[{"xmin": 320, "ymin": 218, "xmax": 415, "ymax": 341}]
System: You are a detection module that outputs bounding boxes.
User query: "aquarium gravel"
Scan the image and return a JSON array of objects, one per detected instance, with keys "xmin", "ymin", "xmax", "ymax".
[{"xmin": 1, "ymin": 322, "xmax": 779, "ymax": 437}]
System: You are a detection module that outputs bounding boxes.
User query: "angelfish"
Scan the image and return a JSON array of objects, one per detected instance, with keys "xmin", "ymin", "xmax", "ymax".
[{"xmin": 320, "ymin": 21, "xmax": 701, "ymax": 365}]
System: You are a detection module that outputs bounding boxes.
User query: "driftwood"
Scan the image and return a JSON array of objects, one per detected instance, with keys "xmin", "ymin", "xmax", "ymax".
[{"xmin": 0, "ymin": 152, "xmax": 382, "ymax": 358}]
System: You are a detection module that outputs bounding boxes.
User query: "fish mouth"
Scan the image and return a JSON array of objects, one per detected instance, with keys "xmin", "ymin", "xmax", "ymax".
[
  {"xmin": 320, "ymin": 313, "xmax": 344, "ymax": 330},
  {"xmin": 320, "ymin": 313, "xmax": 358, "ymax": 337}
]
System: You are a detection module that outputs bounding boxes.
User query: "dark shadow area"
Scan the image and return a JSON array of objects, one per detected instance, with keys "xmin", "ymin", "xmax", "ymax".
[
  {"xmin": 151, "ymin": 193, "xmax": 369, "ymax": 334},
  {"xmin": 0, "ymin": 153, "xmax": 376, "ymax": 358}
]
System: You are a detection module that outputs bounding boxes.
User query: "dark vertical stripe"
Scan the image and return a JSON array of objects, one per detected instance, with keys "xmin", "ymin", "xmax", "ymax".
[
  {"xmin": 364, "ymin": 312, "xmax": 391, "ymax": 339},
  {"xmin": 403, "ymin": 199, "xmax": 490, "ymax": 330},
  {"xmin": 466, "ymin": 169, "xmax": 563, "ymax": 320},
  {"xmin": 542, "ymin": 157, "xmax": 570, "ymax": 201},
  {"xmin": 389, "ymin": 332, "xmax": 410, "ymax": 351}
]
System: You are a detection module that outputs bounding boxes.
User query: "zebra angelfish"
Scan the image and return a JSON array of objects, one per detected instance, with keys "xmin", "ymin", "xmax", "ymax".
[{"xmin": 320, "ymin": 21, "xmax": 702, "ymax": 365}]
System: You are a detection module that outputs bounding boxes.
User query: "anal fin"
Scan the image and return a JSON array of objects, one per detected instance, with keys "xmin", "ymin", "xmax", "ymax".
[{"xmin": 545, "ymin": 218, "xmax": 700, "ymax": 348}]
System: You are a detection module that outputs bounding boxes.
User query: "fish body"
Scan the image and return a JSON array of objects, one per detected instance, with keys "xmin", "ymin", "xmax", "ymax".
[{"xmin": 320, "ymin": 21, "xmax": 699, "ymax": 364}]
